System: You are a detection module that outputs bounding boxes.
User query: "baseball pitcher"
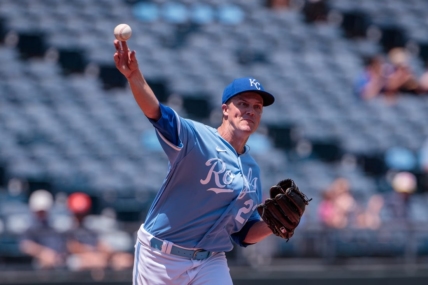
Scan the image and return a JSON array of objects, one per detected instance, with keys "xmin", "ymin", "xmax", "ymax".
[{"xmin": 113, "ymin": 39, "xmax": 310, "ymax": 285}]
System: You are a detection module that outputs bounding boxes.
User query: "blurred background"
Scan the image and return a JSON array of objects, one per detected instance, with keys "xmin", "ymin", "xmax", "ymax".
[{"xmin": 1, "ymin": 0, "xmax": 428, "ymax": 284}]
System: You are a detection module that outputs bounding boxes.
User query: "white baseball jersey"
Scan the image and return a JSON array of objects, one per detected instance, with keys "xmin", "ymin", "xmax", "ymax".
[{"xmin": 140, "ymin": 104, "xmax": 262, "ymax": 253}]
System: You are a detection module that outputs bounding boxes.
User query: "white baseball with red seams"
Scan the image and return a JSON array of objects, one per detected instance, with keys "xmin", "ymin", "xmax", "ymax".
[{"xmin": 114, "ymin": 23, "xmax": 132, "ymax": 41}]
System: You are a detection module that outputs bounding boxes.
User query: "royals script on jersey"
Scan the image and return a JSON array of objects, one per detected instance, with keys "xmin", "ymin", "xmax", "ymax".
[{"xmin": 142, "ymin": 105, "xmax": 262, "ymax": 252}]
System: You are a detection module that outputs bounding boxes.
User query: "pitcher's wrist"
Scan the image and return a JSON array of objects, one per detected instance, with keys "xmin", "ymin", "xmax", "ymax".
[{"xmin": 126, "ymin": 69, "xmax": 143, "ymax": 81}]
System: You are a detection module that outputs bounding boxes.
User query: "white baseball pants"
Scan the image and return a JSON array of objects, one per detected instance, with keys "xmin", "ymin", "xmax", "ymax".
[{"xmin": 133, "ymin": 226, "xmax": 233, "ymax": 285}]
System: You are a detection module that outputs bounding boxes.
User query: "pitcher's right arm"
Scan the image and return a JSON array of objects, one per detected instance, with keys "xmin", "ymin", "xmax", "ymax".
[{"xmin": 113, "ymin": 40, "xmax": 160, "ymax": 120}]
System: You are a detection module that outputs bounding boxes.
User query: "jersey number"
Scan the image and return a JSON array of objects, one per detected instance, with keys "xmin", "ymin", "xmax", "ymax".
[{"xmin": 235, "ymin": 199, "xmax": 255, "ymax": 224}]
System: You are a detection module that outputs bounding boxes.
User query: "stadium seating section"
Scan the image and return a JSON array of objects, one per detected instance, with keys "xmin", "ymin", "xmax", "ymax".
[{"xmin": 1, "ymin": 0, "xmax": 428, "ymax": 263}]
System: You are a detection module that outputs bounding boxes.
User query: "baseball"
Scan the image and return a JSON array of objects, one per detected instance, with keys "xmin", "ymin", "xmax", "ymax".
[{"xmin": 114, "ymin": 23, "xmax": 132, "ymax": 41}]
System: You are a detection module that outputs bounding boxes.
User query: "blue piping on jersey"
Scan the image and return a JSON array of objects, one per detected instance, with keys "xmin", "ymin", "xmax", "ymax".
[
  {"xmin": 155, "ymin": 129, "xmax": 182, "ymax": 151},
  {"xmin": 172, "ymin": 109, "xmax": 181, "ymax": 137}
]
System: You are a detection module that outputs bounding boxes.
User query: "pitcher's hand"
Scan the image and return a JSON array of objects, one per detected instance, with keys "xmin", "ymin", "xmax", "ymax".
[{"xmin": 113, "ymin": 40, "xmax": 139, "ymax": 79}]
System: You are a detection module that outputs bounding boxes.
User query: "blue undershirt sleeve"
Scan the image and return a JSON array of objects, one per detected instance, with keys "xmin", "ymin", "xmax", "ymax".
[
  {"xmin": 354, "ymin": 72, "xmax": 369, "ymax": 99},
  {"xmin": 147, "ymin": 104, "xmax": 180, "ymax": 147},
  {"xmin": 230, "ymin": 219, "xmax": 259, "ymax": 247}
]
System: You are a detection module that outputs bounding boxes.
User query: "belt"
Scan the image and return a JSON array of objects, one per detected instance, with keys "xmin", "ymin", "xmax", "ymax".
[{"xmin": 149, "ymin": 237, "xmax": 212, "ymax": 260}]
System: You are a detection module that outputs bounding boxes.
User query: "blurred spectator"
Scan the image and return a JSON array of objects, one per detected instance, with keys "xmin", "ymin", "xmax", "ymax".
[
  {"xmin": 384, "ymin": 48, "xmax": 421, "ymax": 97},
  {"xmin": 357, "ymin": 172, "xmax": 418, "ymax": 229},
  {"xmin": 354, "ymin": 55, "xmax": 386, "ymax": 100},
  {"xmin": 318, "ymin": 178, "xmax": 357, "ymax": 229},
  {"xmin": 266, "ymin": 0, "xmax": 290, "ymax": 10},
  {"xmin": 355, "ymin": 49, "xmax": 422, "ymax": 101},
  {"xmin": 19, "ymin": 190, "xmax": 67, "ymax": 269},
  {"xmin": 383, "ymin": 171, "xmax": 416, "ymax": 222},
  {"xmin": 318, "ymin": 189, "xmax": 335, "ymax": 227},
  {"xmin": 65, "ymin": 192, "xmax": 133, "ymax": 272},
  {"xmin": 356, "ymin": 194, "xmax": 384, "ymax": 230}
]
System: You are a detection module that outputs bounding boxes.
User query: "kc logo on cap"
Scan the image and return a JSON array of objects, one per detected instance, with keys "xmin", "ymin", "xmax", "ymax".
[
  {"xmin": 249, "ymin": 78, "xmax": 261, "ymax": 90},
  {"xmin": 222, "ymin": 77, "xmax": 275, "ymax": 106}
]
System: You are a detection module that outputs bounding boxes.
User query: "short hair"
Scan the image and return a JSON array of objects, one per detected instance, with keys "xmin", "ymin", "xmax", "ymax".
[{"xmin": 363, "ymin": 55, "xmax": 381, "ymax": 67}]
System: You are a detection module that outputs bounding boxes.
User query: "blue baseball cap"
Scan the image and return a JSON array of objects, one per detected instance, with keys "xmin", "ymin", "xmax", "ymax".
[{"xmin": 222, "ymin": 77, "xmax": 275, "ymax": 106}]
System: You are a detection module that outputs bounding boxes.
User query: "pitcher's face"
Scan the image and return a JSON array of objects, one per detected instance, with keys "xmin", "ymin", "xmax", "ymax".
[{"xmin": 222, "ymin": 92, "xmax": 263, "ymax": 134}]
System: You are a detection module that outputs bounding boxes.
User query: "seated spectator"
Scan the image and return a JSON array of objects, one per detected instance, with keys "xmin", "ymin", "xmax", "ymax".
[
  {"xmin": 384, "ymin": 48, "xmax": 421, "ymax": 97},
  {"xmin": 355, "ymin": 50, "xmax": 422, "ymax": 101},
  {"xmin": 318, "ymin": 178, "xmax": 357, "ymax": 229},
  {"xmin": 383, "ymin": 171, "xmax": 416, "ymax": 223},
  {"xmin": 354, "ymin": 55, "xmax": 387, "ymax": 100},
  {"xmin": 19, "ymin": 189, "xmax": 67, "ymax": 269},
  {"xmin": 357, "ymin": 172, "xmax": 417, "ymax": 229},
  {"xmin": 65, "ymin": 192, "xmax": 133, "ymax": 272},
  {"xmin": 356, "ymin": 194, "xmax": 384, "ymax": 230},
  {"xmin": 318, "ymin": 188, "xmax": 335, "ymax": 227}
]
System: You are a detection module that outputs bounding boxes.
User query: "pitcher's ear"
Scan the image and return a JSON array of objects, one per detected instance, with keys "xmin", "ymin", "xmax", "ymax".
[{"xmin": 221, "ymin": 103, "xmax": 229, "ymax": 116}]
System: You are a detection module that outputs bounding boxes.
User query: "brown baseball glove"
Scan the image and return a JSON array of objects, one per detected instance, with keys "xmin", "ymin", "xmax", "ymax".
[{"xmin": 257, "ymin": 179, "xmax": 311, "ymax": 241}]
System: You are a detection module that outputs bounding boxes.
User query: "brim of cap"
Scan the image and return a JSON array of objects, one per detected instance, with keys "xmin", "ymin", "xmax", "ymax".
[{"xmin": 232, "ymin": 90, "xmax": 275, "ymax": 106}]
